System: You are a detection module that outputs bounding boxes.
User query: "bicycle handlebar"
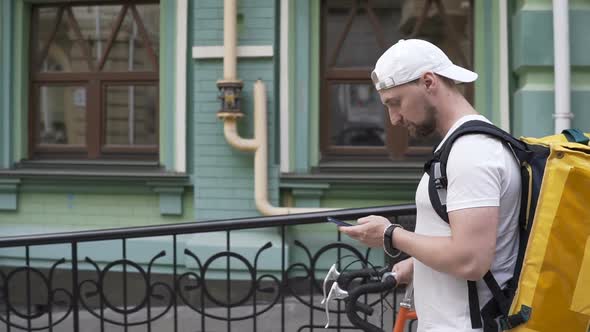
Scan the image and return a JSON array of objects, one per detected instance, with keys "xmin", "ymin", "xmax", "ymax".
[
  {"xmin": 336, "ymin": 266, "xmax": 389, "ymax": 289},
  {"xmin": 340, "ymin": 270, "xmax": 398, "ymax": 332}
]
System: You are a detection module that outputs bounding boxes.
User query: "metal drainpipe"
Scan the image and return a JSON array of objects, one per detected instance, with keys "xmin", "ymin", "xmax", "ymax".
[
  {"xmin": 223, "ymin": 0, "xmax": 238, "ymax": 81},
  {"xmin": 252, "ymin": 80, "xmax": 335, "ymax": 215},
  {"xmin": 217, "ymin": 0, "xmax": 334, "ymax": 215},
  {"xmin": 499, "ymin": 0, "xmax": 510, "ymax": 132},
  {"xmin": 553, "ymin": 0, "xmax": 572, "ymax": 133}
]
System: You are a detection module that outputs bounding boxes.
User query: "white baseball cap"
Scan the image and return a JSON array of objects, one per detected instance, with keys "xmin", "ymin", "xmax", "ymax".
[{"xmin": 371, "ymin": 39, "xmax": 478, "ymax": 91}]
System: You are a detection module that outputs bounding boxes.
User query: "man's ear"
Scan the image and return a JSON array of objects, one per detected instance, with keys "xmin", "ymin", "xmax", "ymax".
[{"xmin": 421, "ymin": 72, "xmax": 436, "ymax": 91}]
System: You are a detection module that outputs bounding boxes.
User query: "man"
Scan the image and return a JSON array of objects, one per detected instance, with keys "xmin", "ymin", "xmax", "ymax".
[{"xmin": 339, "ymin": 39, "xmax": 521, "ymax": 332}]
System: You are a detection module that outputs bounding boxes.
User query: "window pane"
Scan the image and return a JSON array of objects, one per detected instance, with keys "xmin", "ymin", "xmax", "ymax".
[
  {"xmin": 135, "ymin": 4, "xmax": 160, "ymax": 57},
  {"xmin": 102, "ymin": 5, "xmax": 159, "ymax": 72},
  {"xmin": 35, "ymin": 4, "xmax": 160, "ymax": 73},
  {"xmin": 71, "ymin": 5, "xmax": 123, "ymax": 66},
  {"xmin": 375, "ymin": 0, "xmax": 404, "ymax": 48},
  {"xmin": 399, "ymin": 0, "xmax": 473, "ymax": 90},
  {"xmin": 33, "ymin": 7, "xmax": 59, "ymax": 68},
  {"xmin": 38, "ymin": 85, "xmax": 87, "ymax": 145},
  {"xmin": 37, "ymin": 9, "xmax": 91, "ymax": 72},
  {"xmin": 325, "ymin": 0, "xmax": 402, "ymax": 68},
  {"xmin": 105, "ymin": 85, "xmax": 158, "ymax": 146},
  {"xmin": 330, "ymin": 83, "xmax": 385, "ymax": 146}
]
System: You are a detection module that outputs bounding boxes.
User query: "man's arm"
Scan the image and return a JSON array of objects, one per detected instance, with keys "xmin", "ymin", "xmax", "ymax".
[
  {"xmin": 396, "ymin": 206, "xmax": 498, "ymax": 280},
  {"xmin": 340, "ymin": 206, "xmax": 498, "ymax": 280}
]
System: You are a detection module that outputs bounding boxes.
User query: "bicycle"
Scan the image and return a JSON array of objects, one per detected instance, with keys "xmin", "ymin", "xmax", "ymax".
[{"xmin": 323, "ymin": 265, "xmax": 417, "ymax": 332}]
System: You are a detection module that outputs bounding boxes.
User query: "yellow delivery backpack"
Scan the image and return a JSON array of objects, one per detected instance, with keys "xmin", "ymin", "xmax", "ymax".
[
  {"xmin": 508, "ymin": 132, "xmax": 590, "ymax": 332},
  {"xmin": 425, "ymin": 120, "xmax": 590, "ymax": 331}
]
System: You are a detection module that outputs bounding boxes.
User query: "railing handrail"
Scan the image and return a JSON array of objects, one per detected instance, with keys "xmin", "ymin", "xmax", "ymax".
[{"xmin": 0, "ymin": 204, "xmax": 416, "ymax": 247}]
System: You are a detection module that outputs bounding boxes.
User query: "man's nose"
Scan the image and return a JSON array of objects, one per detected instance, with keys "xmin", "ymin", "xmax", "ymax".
[{"xmin": 388, "ymin": 111, "xmax": 402, "ymax": 126}]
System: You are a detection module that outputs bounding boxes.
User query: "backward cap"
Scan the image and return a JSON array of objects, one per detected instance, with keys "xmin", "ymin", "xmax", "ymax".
[{"xmin": 371, "ymin": 39, "xmax": 477, "ymax": 91}]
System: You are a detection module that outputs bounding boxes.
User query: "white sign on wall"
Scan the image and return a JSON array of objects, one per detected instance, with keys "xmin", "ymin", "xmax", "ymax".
[{"xmin": 73, "ymin": 88, "xmax": 86, "ymax": 108}]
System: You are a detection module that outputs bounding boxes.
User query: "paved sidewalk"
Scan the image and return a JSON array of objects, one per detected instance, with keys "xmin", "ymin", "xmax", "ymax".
[{"xmin": 0, "ymin": 295, "xmax": 417, "ymax": 332}]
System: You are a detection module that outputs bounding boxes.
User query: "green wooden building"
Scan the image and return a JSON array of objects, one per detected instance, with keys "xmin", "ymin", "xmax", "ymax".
[{"xmin": 0, "ymin": 0, "xmax": 589, "ymax": 274}]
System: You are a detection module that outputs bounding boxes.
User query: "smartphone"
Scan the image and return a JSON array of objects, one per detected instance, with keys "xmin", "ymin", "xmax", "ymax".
[{"xmin": 327, "ymin": 216, "xmax": 353, "ymax": 227}]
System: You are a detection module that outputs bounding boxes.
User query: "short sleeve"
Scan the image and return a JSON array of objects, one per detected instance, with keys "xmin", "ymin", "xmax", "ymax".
[{"xmin": 445, "ymin": 134, "xmax": 505, "ymax": 212}]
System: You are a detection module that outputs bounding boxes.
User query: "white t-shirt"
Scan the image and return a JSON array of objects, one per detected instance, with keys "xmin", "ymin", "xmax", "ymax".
[{"xmin": 413, "ymin": 115, "xmax": 521, "ymax": 332}]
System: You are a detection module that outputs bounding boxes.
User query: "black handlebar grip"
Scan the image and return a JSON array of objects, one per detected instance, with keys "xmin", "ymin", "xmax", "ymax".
[
  {"xmin": 344, "ymin": 274, "xmax": 398, "ymax": 332},
  {"xmin": 337, "ymin": 266, "xmax": 388, "ymax": 290},
  {"xmin": 355, "ymin": 302, "xmax": 374, "ymax": 315},
  {"xmin": 345, "ymin": 300, "xmax": 382, "ymax": 332}
]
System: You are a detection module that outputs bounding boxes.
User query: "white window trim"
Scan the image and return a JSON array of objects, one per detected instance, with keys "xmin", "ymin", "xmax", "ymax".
[
  {"xmin": 279, "ymin": 0, "xmax": 289, "ymax": 173},
  {"xmin": 175, "ymin": 0, "xmax": 188, "ymax": 172},
  {"xmin": 191, "ymin": 45, "xmax": 273, "ymax": 59}
]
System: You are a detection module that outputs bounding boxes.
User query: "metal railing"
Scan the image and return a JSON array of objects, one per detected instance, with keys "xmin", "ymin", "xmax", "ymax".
[{"xmin": 0, "ymin": 204, "xmax": 417, "ymax": 332}]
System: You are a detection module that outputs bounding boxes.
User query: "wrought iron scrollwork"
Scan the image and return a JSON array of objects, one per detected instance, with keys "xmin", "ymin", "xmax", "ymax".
[
  {"xmin": 77, "ymin": 250, "xmax": 174, "ymax": 327},
  {"xmin": 0, "ymin": 237, "xmax": 396, "ymax": 330},
  {"xmin": 176, "ymin": 241, "xmax": 281, "ymax": 321},
  {"xmin": 0, "ymin": 258, "xmax": 73, "ymax": 330}
]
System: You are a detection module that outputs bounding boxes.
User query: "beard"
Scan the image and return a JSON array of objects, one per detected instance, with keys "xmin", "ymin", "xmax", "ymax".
[{"xmin": 408, "ymin": 104, "xmax": 437, "ymax": 138}]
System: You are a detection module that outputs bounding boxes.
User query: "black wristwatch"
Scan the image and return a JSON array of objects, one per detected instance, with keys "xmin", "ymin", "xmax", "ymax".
[{"xmin": 383, "ymin": 223, "xmax": 402, "ymax": 258}]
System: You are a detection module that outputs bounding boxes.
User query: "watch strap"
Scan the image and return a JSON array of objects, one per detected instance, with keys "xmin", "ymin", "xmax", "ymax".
[{"xmin": 383, "ymin": 223, "xmax": 402, "ymax": 258}]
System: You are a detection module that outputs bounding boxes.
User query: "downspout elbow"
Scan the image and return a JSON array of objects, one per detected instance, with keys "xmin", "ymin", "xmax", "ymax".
[
  {"xmin": 252, "ymin": 80, "xmax": 336, "ymax": 215},
  {"xmin": 255, "ymin": 197, "xmax": 336, "ymax": 216},
  {"xmin": 221, "ymin": 117, "xmax": 258, "ymax": 152},
  {"xmin": 255, "ymin": 199, "xmax": 290, "ymax": 215}
]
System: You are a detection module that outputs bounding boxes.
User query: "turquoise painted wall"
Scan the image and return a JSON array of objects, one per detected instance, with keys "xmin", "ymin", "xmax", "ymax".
[
  {"xmin": 0, "ymin": 192, "xmax": 194, "ymax": 232},
  {"xmin": 512, "ymin": 1, "xmax": 590, "ymax": 137},
  {"xmin": 191, "ymin": 0, "xmax": 279, "ymax": 221},
  {"xmin": 0, "ymin": 190, "xmax": 197, "ymax": 275}
]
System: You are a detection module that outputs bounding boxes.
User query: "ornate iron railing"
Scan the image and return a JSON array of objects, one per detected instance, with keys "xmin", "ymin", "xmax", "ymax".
[{"xmin": 0, "ymin": 204, "xmax": 417, "ymax": 332}]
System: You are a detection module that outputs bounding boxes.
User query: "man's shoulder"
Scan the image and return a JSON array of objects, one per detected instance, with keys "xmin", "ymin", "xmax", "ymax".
[{"xmin": 447, "ymin": 133, "xmax": 506, "ymax": 161}]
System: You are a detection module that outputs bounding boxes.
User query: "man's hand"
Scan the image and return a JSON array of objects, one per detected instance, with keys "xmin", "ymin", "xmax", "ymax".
[
  {"xmin": 392, "ymin": 258, "xmax": 413, "ymax": 285},
  {"xmin": 338, "ymin": 215, "xmax": 391, "ymax": 248}
]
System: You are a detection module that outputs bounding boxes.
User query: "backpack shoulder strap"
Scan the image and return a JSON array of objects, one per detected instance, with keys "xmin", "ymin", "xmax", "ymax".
[
  {"xmin": 424, "ymin": 120, "xmax": 528, "ymax": 223},
  {"xmin": 424, "ymin": 120, "xmax": 531, "ymax": 331},
  {"xmin": 435, "ymin": 120, "xmax": 527, "ymax": 172}
]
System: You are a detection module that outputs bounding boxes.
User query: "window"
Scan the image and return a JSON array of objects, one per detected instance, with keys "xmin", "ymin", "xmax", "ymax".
[
  {"xmin": 320, "ymin": 0, "xmax": 473, "ymax": 161},
  {"xmin": 30, "ymin": 2, "xmax": 159, "ymax": 160}
]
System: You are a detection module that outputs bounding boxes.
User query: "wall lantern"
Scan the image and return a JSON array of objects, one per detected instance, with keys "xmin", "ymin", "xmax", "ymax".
[{"xmin": 217, "ymin": 81, "xmax": 244, "ymax": 119}]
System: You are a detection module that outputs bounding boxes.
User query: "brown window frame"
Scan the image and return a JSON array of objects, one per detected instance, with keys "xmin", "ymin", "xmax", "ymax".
[
  {"xmin": 29, "ymin": 1, "xmax": 160, "ymax": 161},
  {"xmin": 320, "ymin": 0, "xmax": 474, "ymax": 162}
]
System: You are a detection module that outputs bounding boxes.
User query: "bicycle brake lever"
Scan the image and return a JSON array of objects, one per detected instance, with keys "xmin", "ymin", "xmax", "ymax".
[
  {"xmin": 321, "ymin": 264, "xmax": 340, "ymax": 305},
  {"xmin": 323, "ymin": 281, "xmax": 349, "ymax": 328}
]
